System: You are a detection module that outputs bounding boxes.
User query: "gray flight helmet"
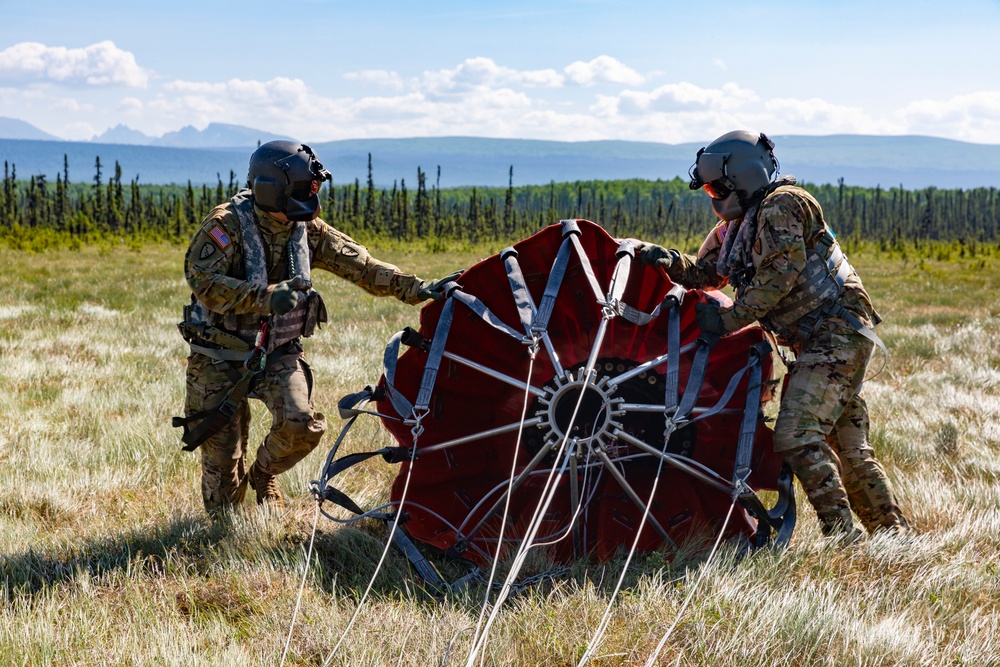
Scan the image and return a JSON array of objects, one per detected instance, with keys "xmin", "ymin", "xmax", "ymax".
[
  {"xmin": 688, "ymin": 131, "xmax": 777, "ymax": 221},
  {"xmin": 247, "ymin": 140, "xmax": 332, "ymax": 221}
]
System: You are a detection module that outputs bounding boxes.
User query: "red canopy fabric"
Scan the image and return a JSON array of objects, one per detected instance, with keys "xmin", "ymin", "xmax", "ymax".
[{"xmin": 377, "ymin": 220, "xmax": 781, "ymax": 564}]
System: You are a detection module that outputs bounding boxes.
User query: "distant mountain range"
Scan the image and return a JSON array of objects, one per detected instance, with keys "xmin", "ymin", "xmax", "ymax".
[
  {"xmin": 90, "ymin": 122, "xmax": 295, "ymax": 148},
  {"xmin": 1, "ymin": 117, "xmax": 997, "ymax": 189}
]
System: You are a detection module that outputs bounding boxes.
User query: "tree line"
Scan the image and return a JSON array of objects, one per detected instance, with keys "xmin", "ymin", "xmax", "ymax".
[{"xmin": 1, "ymin": 154, "xmax": 998, "ymax": 254}]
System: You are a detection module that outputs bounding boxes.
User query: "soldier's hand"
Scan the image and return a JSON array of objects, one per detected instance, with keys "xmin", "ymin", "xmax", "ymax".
[
  {"xmin": 695, "ymin": 302, "xmax": 727, "ymax": 335},
  {"xmin": 636, "ymin": 243, "xmax": 676, "ymax": 270},
  {"xmin": 269, "ymin": 277, "xmax": 310, "ymax": 315},
  {"xmin": 417, "ymin": 269, "xmax": 463, "ymax": 301}
]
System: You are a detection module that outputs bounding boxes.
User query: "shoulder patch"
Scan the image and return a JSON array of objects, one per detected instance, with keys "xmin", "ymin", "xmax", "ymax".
[
  {"xmin": 714, "ymin": 222, "xmax": 728, "ymax": 245},
  {"xmin": 753, "ymin": 237, "xmax": 762, "ymax": 255},
  {"xmin": 208, "ymin": 225, "xmax": 231, "ymax": 249},
  {"xmin": 199, "ymin": 243, "xmax": 216, "ymax": 260},
  {"xmin": 341, "ymin": 245, "xmax": 360, "ymax": 258}
]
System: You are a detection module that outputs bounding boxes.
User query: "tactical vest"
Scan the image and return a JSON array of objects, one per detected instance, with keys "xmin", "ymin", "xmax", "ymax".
[
  {"xmin": 729, "ymin": 187, "xmax": 864, "ymax": 344},
  {"xmin": 755, "ymin": 227, "xmax": 854, "ymax": 337},
  {"xmin": 179, "ymin": 191, "xmax": 327, "ymax": 361}
]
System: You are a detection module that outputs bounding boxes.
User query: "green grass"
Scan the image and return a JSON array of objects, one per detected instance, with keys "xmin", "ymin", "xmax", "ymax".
[{"xmin": 1, "ymin": 240, "xmax": 999, "ymax": 666}]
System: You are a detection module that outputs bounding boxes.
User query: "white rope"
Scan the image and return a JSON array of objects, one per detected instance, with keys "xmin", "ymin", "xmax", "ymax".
[
  {"xmin": 321, "ymin": 424, "xmax": 422, "ymax": 667},
  {"xmin": 463, "ymin": 367, "xmax": 595, "ymax": 667},
  {"xmin": 467, "ymin": 343, "xmax": 538, "ymax": 658},
  {"xmin": 466, "ymin": 254, "xmax": 630, "ymax": 666},
  {"xmin": 574, "ymin": 438, "xmax": 670, "ymax": 666},
  {"xmin": 642, "ymin": 499, "xmax": 738, "ymax": 667},
  {"xmin": 279, "ymin": 500, "xmax": 321, "ymax": 667}
]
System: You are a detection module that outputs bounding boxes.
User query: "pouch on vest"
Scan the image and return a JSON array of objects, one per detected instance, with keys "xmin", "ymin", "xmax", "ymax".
[
  {"xmin": 303, "ymin": 290, "xmax": 328, "ymax": 337},
  {"xmin": 267, "ymin": 289, "xmax": 328, "ymax": 350}
]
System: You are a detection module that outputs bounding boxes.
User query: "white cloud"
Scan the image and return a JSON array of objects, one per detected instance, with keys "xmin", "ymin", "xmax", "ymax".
[
  {"xmin": 119, "ymin": 97, "xmax": 144, "ymax": 114},
  {"xmin": 7, "ymin": 49, "xmax": 1000, "ymax": 145},
  {"xmin": 611, "ymin": 81, "xmax": 758, "ymax": 115},
  {"xmin": 565, "ymin": 56, "xmax": 644, "ymax": 86},
  {"xmin": 764, "ymin": 97, "xmax": 880, "ymax": 134},
  {"xmin": 343, "ymin": 70, "xmax": 404, "ymax": 91},
  {"xmin": 53, "ymin": 97, "xmax": 89, "ymax": 113},
  {"xmin": 895, "ymin": 91, "xmax": 1000, "ymax": 143},
  {"xmin": 418, "ymin": 57, "xmax": 563, "ymax": 98},
  {"xmin": 0, "ymin": 41, "xmax": 149, "ymax": 87}
]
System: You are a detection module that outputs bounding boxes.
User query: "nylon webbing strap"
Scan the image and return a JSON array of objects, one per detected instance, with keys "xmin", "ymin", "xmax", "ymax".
[
  {"xmin": 501, "ymin": 248, "xmax": 536, "ymax": 335},
  {"xmin": 174, "ymin": 366, "xmax": 257, "ymax": 450},
  {"xmin": 568, "ymin": 232, "xmax": 605, "ymax": 304},
  {"xmin": 185, "ymin": 326, "xmax": 253, "ymax": 352},
  {"xmin": 685, "ymin": 339, "xmax": 767, "ymax": 429},
  {"xmin": 326, "ymin": 448, "xmax": 412, "ymax": 479},
  {"xmin": 731, "ymin": 341, "xmax": 770, "ymax": 486},
  {"xmin": 673, "ymin": 332, "xmax": 719, "ymax": 422},
  {"xmin": 664, "ymin": 303, "xmax": 681, "ymax": 411},
  {"xmin": 449, "ymin": 290, "xmax": 527, "ymax": 342},
  {"xmin": 318, "ymin": 445, "xmax": 411, "ymax": 517},
  {"xmin": 829, "ymin": 303, "xmax": 888, "ymax": 360},
  {"xmin": 607, "ymin": 240, "xmax": 636, "ymax": 306},
  {"xmin": 187, "ymin": 344, "xmax": 248, "ymax": 362},
  {"xmin": 533, "ymin": 233, "xmax": 574, "ymax": 335},
  {"xmin": 173, "ymin": 347, "xmax": 292, "ymax": 450},
  {"xmin": 382, "ymin": 330, "xmax": 415, "ymax": 419},
  {"xmin": 389, "ymin": 523, "xmax": 447, "ymax": 589},
  {"xmin": 615, "ymin": 282, "xmax": 686, "ymax": 327},
  {"xmin": 416, "ymin": 297, "xmax": 457, "ymax": 410},
  {"xmin": 337, "ymin": 385, "xmax": 401, "ymax": 421}
]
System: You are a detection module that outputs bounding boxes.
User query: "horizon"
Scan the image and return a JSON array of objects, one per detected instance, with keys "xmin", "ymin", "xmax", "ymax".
[
  {"xmin": 5, "ymin": 119, "xmax": 1000, "ymax": 150},
  {"xmin": 1, "ymin": 1, "xmax": 999, "ymax": 145}
]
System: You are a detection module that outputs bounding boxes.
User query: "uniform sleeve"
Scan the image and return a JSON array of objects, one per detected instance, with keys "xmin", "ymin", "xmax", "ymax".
[
  {"xmin": 184, "ymin": 207, "xmax": 272, "ymax": 314},
  {"xmin": 309, "ymin": 220, "xmax": 426, "ymax": 304},
  {"xmin": 665, "ymin": 224, "xmax": 727, "ymax": 289},
  {"xmin": 719, "ymin": 193, "xmax": 808, "ymax": 331}
]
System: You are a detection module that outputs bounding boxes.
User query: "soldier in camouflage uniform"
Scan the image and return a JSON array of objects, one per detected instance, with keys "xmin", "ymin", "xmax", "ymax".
[
  {"xmin": 635, "ymin": 131, "xmax": 910, "ymax": 539},
  {"xmin": 176, "ymin": 140, "xmax": 460, "ymax": 515}
]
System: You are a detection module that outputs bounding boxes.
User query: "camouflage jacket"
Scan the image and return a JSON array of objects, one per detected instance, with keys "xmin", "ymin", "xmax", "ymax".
[
  {"xmin": 184, "ymin": 201, "xmax": 426, "ymax": 321},
  {"xmin": 666, "ymin": 185, "xmax": 878, "ymax": 348}
]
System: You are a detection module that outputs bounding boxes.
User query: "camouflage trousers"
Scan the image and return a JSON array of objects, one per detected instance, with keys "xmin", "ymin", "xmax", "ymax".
[
  {"xmin": 184, "ymin": 345, "xmax": 327, "ymax": 514},
  {"xmin": 773, "ymin": 322, "xmax": 909, "ymax": 536}
]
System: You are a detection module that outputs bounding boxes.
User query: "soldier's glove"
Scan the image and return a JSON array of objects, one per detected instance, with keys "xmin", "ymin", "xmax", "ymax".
[
  {"xmin": 695, "ymin": 302, "xmax": 727, "ymax": 335},
  {"xmin": 269, "ymin": 276, "xmax": 311, "ymax": 315},
  {"xmin": 417, "ymin": 269, "xmax": 464, "ymax": 301},
  {"xmin": 636, "ymin": 243, "xmax": 677, "ymax": 270}
]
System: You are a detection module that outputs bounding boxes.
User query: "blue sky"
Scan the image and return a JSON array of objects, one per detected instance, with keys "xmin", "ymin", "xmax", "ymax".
[{"xmin": 1, "ymin": 0, "xmax": 999, "ymax": 144}]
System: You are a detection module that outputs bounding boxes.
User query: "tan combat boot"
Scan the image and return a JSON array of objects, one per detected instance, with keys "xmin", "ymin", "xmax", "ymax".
[{"xmin": 248, "ymin": 461, "xmax": 284, "ymax": 507}]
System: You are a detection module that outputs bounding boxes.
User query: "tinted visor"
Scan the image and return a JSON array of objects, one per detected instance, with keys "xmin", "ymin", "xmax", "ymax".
[
  {"xmin": 702, "ymin": 180, "xmax": 733, "ymax": 200},
  {"xmin": 289, "ymin": 179, "xmax": 319, "ymax": 202}
]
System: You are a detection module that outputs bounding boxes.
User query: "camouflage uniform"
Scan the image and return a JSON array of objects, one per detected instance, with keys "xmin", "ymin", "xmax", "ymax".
[
  {"xmin": 664, "ymin": 184, "xmax": 909, "ymax": 536},
  {"xmin": 183, "ymin": 200, "xmax": 425, "ymax": 514}
]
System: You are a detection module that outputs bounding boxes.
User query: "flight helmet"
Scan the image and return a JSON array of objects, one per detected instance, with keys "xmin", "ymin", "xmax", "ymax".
[
  {"xmin": 688, "ymin": 131, "xmax": 777, "ymax": 221},
  {"xmin": 247, "ymin": 140, "xmax": 332, "ymax": 221}
]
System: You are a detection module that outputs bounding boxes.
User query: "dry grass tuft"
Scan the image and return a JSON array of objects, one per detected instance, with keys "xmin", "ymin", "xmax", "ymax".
[{"xmin": 1, "ymin": 246, "xmax": 998, "ymax": 666}]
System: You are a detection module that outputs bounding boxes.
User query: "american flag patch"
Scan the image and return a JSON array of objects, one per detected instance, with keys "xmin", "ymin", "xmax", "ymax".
[
  {"xmin": 208, "ymin": 226, "xmax": 231, "ymax": 249},
  {"xmin": 714, "ymin": 222, "xmax": 728, "ymax": 245}
]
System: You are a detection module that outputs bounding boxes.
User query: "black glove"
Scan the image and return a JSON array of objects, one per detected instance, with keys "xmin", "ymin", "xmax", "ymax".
[
  {"xmin": 417, "ymin": 269, "xmax": 463, "ymax": 301},
  {"xmin": 695, "ymin": 302, "xmax": 727, "ymax": 335},
  {"xmin": 269, "ymin": 276, "xmax": 311, "ymax": 315},
  {"xmin": 637, "ymin": 243, "xmax": 676, "ymax": 270}
]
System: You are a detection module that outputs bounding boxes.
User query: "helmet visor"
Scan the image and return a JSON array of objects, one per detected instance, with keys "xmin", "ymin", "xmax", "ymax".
[
  {"xmin": 702, "ymin": 180, "xmax": 733, "ymax": 201},
  {"xmin": 289, "ymin": 179, "xmax": 320, "ymax": 202}
]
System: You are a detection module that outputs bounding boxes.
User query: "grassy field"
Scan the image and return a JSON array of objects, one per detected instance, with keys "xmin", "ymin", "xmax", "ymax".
[{"xmin": 1, "ymin": 236, "xmax": 999, "ymax": 666}]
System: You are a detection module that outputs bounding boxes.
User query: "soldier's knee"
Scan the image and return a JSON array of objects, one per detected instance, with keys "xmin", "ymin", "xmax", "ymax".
[{"xmin": 276, "ymin": 410, "xmax": 326, "ymax": 438}]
